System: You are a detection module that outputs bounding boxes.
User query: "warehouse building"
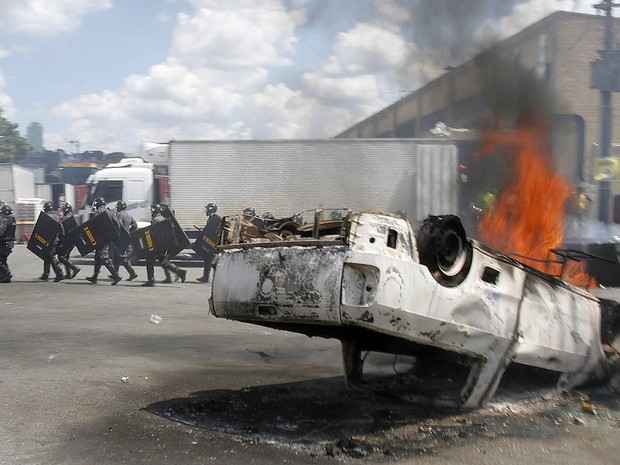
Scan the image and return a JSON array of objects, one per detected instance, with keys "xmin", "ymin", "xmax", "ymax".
[{"xmin": 336, "ymin": 11, "xmax": 620, "ymax": 222}]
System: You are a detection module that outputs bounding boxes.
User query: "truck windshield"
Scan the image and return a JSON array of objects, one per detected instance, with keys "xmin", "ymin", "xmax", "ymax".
[{"xmin": 89, "ymin": 180, "xmax": 123, "ymax": 206}]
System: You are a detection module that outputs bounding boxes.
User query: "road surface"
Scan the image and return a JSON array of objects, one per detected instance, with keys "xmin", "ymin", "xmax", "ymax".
[{"xmin": 1, "ymin": 244, "xmax": 619, "ymax": 464}]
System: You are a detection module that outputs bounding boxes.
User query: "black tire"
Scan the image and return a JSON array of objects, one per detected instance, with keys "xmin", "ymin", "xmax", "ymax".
[{"xmin": 417, "ymin": 215, "xmax": 473, "ymax": 287}]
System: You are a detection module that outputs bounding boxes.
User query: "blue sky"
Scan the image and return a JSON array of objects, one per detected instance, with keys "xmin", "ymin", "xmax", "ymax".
[{"xmin": 0, "ymin": 0, "xmax": 594, "ymax": 154}]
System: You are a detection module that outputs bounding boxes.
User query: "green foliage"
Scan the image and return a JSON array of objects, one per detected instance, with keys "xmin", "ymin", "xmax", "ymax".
[
  {"xmin": 0, "ymin": 108, "xmax": 31, "ymax": 163},
  {"xmin": 104, "ymin": 152, "xmax": 125, "ymax": 164}
]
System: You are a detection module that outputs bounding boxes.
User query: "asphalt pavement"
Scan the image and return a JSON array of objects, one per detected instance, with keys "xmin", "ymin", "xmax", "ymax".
[{"xmin": 1, "ymin": 244, "xmax": 620, "ymax": 465}]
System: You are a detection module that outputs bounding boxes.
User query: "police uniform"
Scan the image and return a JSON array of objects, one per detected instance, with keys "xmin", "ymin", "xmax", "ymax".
[
  {"xmin": 197, "ymin": 203, "xmax": 219, "ymax": 283},
  {"xmin": 142, "ymin": 206, "xmax": 186, "ymax": 287},
  {"xmin": 40, "ymin": 202, "xmax": 65, "ymax": 282},
  {"xmin": 0, "ymin": 205, "xmax": 16, "ymax": 283},
  {"xmin": 85, "ymin": 199, "xmax": 122, "ymax": 285},
  {"xmin": 57, "ymin": 204, "xmax": 81, "ymax": 279},
  {"xmin": 112, "ymin": 201, "xmax": 138, "ymax": 280}
]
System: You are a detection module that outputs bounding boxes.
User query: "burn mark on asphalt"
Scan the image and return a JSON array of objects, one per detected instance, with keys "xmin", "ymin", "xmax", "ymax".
[{"xmin": 146, "ymin": 367, "xmax": 620, "ymax": 461}]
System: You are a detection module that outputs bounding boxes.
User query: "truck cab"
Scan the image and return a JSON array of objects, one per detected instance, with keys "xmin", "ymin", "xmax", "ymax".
[{"xmin": 79, "ymin": 158, "xmax": 167, "ymax": 226}]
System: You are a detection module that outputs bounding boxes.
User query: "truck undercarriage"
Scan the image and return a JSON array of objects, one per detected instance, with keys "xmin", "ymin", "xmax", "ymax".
[{"xmin": 210, "ymin": 211, "xmax": 620, "ymax": 408}]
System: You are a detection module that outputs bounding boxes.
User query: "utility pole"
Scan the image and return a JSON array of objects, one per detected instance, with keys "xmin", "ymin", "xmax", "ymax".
[{"xmin": 592, "ymin": 0, "xmax": 620, "ymax": 223}]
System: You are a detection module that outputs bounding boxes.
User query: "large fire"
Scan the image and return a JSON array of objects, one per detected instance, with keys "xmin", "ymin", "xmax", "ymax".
[{"xmin": 476, "ymin": 116, "xmax": 597, "ymax": 289}]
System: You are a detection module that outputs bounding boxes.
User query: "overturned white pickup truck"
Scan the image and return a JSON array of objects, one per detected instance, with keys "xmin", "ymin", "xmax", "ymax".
[{"xmin": 210, "ymin": 211, "xmax": 618, "ymax": 408}]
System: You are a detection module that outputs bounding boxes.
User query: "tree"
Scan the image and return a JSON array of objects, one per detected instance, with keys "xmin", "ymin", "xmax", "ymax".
[{"xmin": 0, "ymin": 108, "xmax": 31, "ymax": 163}]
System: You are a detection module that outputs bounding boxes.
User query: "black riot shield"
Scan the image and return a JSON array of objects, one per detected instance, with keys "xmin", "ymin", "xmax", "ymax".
[
  {"xmin": 161, "ymin": 208, "xmax": 190, "ymax": 258},
  {"xmin": 130, "ymin": 219, "xmax": 177, "ymax": 258},
  {"xmin": 69, "ymin": 209, "xmax": 120, "ymax": 257},
  {"xmin": 192, "ymin": 214, "xmax": 222, "ymax": 260},
  {"xmin": 114, "ymin": 225, "xmax": 132, "ymax": 253},
  {"xmin": 57, "ymin": 215, "xmax": 78, "ymax": 255},
  {"xmin": 27, "ymin": 212, "xmax": 62, "ymax": 261}
]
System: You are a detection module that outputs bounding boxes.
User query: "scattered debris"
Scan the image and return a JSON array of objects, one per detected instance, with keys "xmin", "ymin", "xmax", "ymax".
[
  {"xmin": 121, "ymin": 377, "xmax": 129, "ymax": 383},
  {"xmin": 581, "ymin": 402, "xmax": 597, "ymax": 415},
  {"xmin": 150, "ymin": 314, "xmax": 162, "ymax": 324}
]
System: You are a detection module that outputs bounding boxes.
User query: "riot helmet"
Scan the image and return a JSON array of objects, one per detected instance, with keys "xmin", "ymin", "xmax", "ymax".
[
  {"xmin": 1, "ymin": 205, "xmax": 13, "ymax": 216},
  {"xmin": 116, "ymin": 200, "xmax": 127, "ymax": 212},
  {"xmin": 243, "ymin": 207, "xmax": 256, "ymax": 219},
  {"xmin": 205, "ymin": 203, "xmax": 217, "ymax": 216},
  {"xmin": 150, "ymin": 204, "xmax": 163, "ymax": 217},
  {"xmin": 62, "ymin": 204, "xmax": 73, "ymax": 215},
  {"xmin": 43, "ymin": 201, "xmax": 54, "ymax": 213},
  {"xmin": 262, "ymin": 211, "xmax": 275, "ymax": 221},
  {"xmin": 291, "ymin": 212, "xmax": 303, "ymax": 225},
  {"xmin": 92, "ymin": 197, "xmax": 106, "ymax": 209}
]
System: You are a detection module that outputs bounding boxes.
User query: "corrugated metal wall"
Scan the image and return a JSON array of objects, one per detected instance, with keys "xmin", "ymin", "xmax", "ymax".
[
  {"xmin": 415, "ymin": 144, "xmax": 458, "ymax": 222},
  {"xmin": 169, "ymin": 139, "xmax": 457, "ymax": 229}
]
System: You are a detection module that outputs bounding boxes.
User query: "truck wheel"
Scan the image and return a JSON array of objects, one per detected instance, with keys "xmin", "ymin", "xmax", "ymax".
[{"xmin": 417, "ymin": 215, "xmax": 472, "ymax": 287}]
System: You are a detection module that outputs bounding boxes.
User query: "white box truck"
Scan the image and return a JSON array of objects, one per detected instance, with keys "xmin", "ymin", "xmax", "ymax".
[
  {"xmin": 0, "ymin": 164, "xmax": 36, "ymax": 207},
  {"xmin": 79, "ymin": 139, "xmax": 460, "ymax": 231}
]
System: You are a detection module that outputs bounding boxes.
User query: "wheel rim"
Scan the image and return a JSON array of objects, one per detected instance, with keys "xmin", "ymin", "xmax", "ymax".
[{"xmin": 436, "ymin": 228, "xmax": 467, "ymax": 277}]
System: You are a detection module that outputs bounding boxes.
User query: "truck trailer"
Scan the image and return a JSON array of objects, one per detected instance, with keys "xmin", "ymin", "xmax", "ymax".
[
  {"xmin": 0, "ymin": 164, "xmax": 36, "ymax": 207},
  {"xmin": 79, "ymin": 139, "xmax": 460, "ymax": 232}
]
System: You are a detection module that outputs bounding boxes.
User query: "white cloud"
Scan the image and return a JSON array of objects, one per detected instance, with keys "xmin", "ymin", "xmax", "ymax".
[
  {"xmin": 42, "ymin": 0, "xmax": 602, "ymax": 153},
  {"xmin": 374, "ymin": 0, "xmax": 411, "ymax": 23},
  {"xmin": 324, "ymin": 23, "xmax": 407, "ymax": 75},
  {"xmin": 0, "ymin": 70, "xmax": 16, "ymax": 120},
  {"xmin": 171, "ymin": 2, "xmax": 299, "ymax": 69},
  {"xmin": 474, "ymin": 0, "xmax": 594, "ymax": 42},
  {"xmin": 246, "ymin": 83, "xmax": 355, "ymax": 138},
  {"xmin": 49, "ymin": 0, "xmax": 306, "ymax": 150},
  {"xmin": 0, "ymin": 0, "xmax": 112, "ymax": 35}
]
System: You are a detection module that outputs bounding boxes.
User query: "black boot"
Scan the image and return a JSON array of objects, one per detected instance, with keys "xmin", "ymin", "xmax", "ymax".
[
  {"xmin": 104, "ymin": 262, "xmax": 121, "ymax": 286},
  {"xmin": 87, "ymin": 263, "xmax": 100, "ymax": 283}
]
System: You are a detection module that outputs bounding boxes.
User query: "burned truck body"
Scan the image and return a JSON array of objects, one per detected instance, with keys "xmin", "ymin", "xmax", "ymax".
[{"xmin": 210, "ymin": 211, "xmax": 614, "ymax": 408}]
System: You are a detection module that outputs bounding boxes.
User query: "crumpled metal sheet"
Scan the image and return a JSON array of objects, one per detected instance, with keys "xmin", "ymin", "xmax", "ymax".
[{"xmin": 211, "ymin": 245, "xmax": 346, "ymax": 324}]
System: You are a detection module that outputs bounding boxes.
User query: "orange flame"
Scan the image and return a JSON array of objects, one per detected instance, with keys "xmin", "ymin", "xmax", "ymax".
[{"xmin": 477, "ymin": 118, "xmax": 596, "ymax": 289}]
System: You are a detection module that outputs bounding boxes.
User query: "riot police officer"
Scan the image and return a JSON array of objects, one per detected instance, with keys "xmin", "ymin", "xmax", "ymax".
[
  {"xmin": 142, "ymin": 204, "xmax": 186, "ymax": 287},
  {"xmin": 0, "ymin": 204, "xmax": 16, "ymax": 283},
  {"xmin": 112, "ymin": 200, "xmax": 138, "ymax": 280},
  {"xmin": 85, "ymin": 198, "xmax": 122, "ymax": 285},
  {"xmin": 40, "ymin": 200, "xmax": 65, "ymax": 282},
  {"xmin": 197, "ymin": 203, "xmax": 219, "ymax": 283},
  {"xmin": 57, "ymin": 203, "xmax": 81, "ymax": 279}
]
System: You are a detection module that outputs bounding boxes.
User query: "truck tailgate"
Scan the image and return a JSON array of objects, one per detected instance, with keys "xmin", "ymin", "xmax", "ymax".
[{"xmin": 211, "ymin": 245, "xmax": 347, "ymax": 325}]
